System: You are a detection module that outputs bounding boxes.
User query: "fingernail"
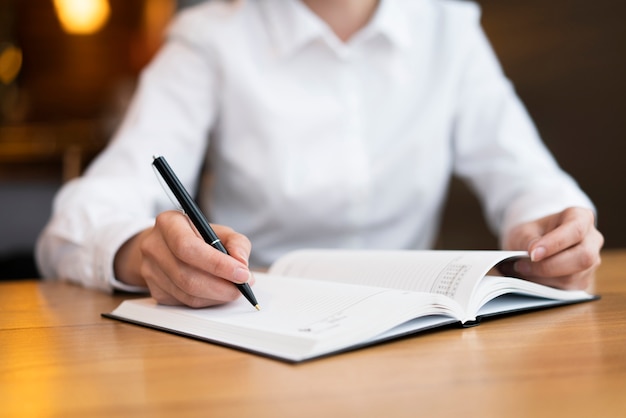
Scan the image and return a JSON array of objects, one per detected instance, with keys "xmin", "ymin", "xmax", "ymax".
[
  {"xmin": 515, "ymin": 260, "xmax": 532, "ymax": 276},
  {"xmin": 234, "ymin": 268, "xmax": 251, "ymax": 283},
  {"xmin": 248, "ymin": 272, "xmax": 256, "ymax": 285},
  {"xmin": 530, "ymin": 246, "xmax": 546, "ymax": 262}
]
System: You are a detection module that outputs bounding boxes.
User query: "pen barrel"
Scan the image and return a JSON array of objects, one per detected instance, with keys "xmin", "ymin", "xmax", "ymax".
[
  {"xmin": 211, "ymin": 239, "xmax": 228, "ymax": 254},
  {"xmin": 152, "ymin": 156, "xmax": 225, "ymax": 253}
]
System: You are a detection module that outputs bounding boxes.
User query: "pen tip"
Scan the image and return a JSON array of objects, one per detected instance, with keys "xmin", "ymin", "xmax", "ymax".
[{"xmin": 254, "ymin": 304, "xmax": 261, "ymax": 311}]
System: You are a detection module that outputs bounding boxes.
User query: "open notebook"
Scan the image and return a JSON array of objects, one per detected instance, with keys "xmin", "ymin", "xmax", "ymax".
[{"xmin": 104, "ymin": 249, "xmax": 596, "ymax": 362}]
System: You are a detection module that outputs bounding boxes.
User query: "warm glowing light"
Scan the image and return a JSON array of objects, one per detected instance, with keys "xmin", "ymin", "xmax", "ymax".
[
  {"xmin": 0, "ymin": 44, "xmax": 22, "ymax": 84},
  {"xmin": 53, "ymin": 0, "xmax": 111, "ymax": 35}
]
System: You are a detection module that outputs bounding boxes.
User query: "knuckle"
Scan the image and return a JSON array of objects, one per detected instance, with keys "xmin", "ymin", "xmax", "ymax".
[
  {"xmin": 170, "ymin": 235, "xmax": 197, "ymax": 264},
  {"xmin": 580, "ymin": 207, "xmax": 596, "ymax": 223},
  {"xmin": 154, "ymin": 211, "xmax": 174, "ymax": 230},
  {"xmin": 155, "ymin": 212, "xmax": 197, "ymax": 263},
  {"xmin": 176, "ymin": 272, "xmax": 204, "ymax": 295},
  {"xmin": 577, "ymin": 251, "xmax": 596, "ymax": 270},
  {"xmin": 184, "ymin": 296, "xmax": 211, "ymax": 309},
  {"xmin": 234, "ymin": 231, "xmax": 252, "ymax": 247},
  {"xmin": 238, "ymin": 236, "xmax": 252, "ymax": 253},
  {"xmin": 139, "ymin": 262, "xmax": 152, "ymax": 282},
  {"xmin": 596, "ymin": 229, "xmax": 605, "ymax": 248},
  {"xmin": 149, "ymin": 287, "xmax": 176, "ymax": 305},
  {"xmin": 571, "ymin": 219, "xmax": 587, "ymax": 241}
]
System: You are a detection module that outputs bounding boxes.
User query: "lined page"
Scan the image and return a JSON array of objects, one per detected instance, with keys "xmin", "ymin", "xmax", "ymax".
[{"xmin": 268, "ymin": 250, "xmax": 526, "ymax": 310}]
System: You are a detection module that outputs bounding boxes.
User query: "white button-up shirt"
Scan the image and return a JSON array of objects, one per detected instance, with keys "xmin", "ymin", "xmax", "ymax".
[{"xmin": 37, "ymin": 0, "xmax": 593, "ymax": 292}]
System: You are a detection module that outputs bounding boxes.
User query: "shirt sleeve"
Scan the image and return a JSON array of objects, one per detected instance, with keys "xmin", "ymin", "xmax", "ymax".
[
  {"xmin": 35, "ymin": 10, "xmax": 220, "ymax": 292},
  {"xmin": 450, "ymin": 6, "xmax": 594, "ymax": 243}
]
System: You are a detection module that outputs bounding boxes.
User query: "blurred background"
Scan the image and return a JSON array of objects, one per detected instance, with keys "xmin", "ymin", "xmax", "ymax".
[{"xmin": 0, "ymin": 0, "xmax": 624, "ymax": 278}]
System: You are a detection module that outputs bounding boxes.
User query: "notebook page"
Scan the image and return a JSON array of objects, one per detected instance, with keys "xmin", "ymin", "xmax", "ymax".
[
  {"xmin": 111, "ymin": 273, "xmax": 461, "ymax": 361},
  {"xmin": 268, "ymin": 250, "xmax": 526, "ymax": 310}
]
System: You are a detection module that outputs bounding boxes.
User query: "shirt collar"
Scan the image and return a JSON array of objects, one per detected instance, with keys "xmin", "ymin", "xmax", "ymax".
[
  {"xmin": 260, "ymin": 0, "xmax": 330, "ymax": 57},
  {"xmin": 365, "ymin": 0, "xmax": 413, "ymax": 50},
  {"xmin": 260, "ymin": 0, "xmax": 414, "ymax": 58}
]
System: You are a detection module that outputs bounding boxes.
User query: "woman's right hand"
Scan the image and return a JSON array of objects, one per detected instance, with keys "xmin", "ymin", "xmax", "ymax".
[{"xmin": 114, "ymin": 210, "xmax": 254, "ymax": 308}]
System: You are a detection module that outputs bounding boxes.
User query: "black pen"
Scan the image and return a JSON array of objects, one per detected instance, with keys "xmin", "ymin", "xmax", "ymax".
[{"xmin": 152, "ymin": 155, "xmax": 260, "ymax": 310}]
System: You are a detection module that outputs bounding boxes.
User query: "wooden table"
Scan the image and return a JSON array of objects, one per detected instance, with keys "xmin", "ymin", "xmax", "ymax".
[{"xmin": 2, "ymin": 251, "xmax": 625, "ymax": 417}]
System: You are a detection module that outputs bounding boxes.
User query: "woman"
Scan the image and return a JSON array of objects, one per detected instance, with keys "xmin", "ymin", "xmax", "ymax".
[{"xmin": 37, "ymin": 0, "xmax": 603, "ymax": 307}]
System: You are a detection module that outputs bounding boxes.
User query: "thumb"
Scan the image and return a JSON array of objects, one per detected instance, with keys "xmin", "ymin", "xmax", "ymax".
[
  {"xmin": 504, "ymin": 221, "xmax": 552, "ymax": 262},
  {"xmin": 503, "ymin": 221, "xmax": 543, "ymax": 253}
]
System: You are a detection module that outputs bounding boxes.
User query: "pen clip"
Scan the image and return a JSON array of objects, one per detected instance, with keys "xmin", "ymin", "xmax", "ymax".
[{"xmin": 152, "ymin": 157, "xmax": 185, "ymax": 213}]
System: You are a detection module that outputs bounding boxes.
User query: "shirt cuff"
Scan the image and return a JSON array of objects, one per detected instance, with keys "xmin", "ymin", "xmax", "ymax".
[{"xmin": 92, "ymin": 218, "xmax": 155, "ymax": 293}]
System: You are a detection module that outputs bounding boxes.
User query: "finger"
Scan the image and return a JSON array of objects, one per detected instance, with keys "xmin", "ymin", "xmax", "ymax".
[
  {"xmin": 157, "ymin": 213, "xmax": 251, "ymax": 284},
  {"xmin": 528, "ymin": 208, "xmax": 595, "ymax": 261},
  {"xmin": 146, "ymin": 257, "xmax": 241, "ymax": 307},
  {"xmin": 512, "ymin": 229, "xmax": 602, "ymax": 289},
  {"xmin": 214, "ymin": 224, "xmax": 252, "ymax": 267},
  {"xmin": 514, "ymin": 242, "xmax": 599, "ymax": 280}
]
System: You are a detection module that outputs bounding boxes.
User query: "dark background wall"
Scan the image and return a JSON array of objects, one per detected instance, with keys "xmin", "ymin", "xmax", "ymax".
[
  {"xmin": 0, "ymin": 0, "xmax": 624, "ymax": 278},
  {"xmin": 439, "ymin": 0, "xmax": 626, "ymax": 249}
]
